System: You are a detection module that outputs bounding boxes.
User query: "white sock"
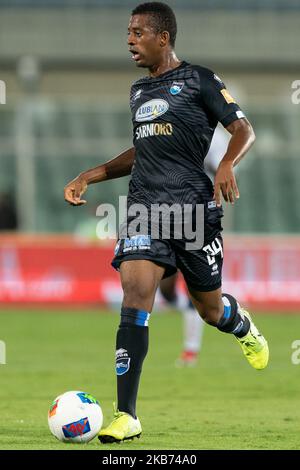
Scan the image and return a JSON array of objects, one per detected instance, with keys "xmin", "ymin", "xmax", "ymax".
[{"xmin": 183, "ymin": 307, "xmax": 204, "ymax": 353}]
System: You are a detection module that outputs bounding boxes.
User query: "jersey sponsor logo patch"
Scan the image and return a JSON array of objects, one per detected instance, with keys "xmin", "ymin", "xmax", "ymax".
[
  {"xmin": 220, "ymin": 89, "xmax": 236, "ymax": 104},
  {"xmin": 135, "ymin": 122, "xmax": 173, "ymax": 140},
  {"xmin": 169, "ymin": 81, "xmax": 184, "ymax": 95},
  {"xmin": 135, "ymin": 99, "xmax": 169, "ymax": 122}
]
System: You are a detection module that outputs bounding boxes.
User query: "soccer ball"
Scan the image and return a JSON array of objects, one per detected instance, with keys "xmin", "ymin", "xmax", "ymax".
[{"xmin": 48, "ymin": 391, "xmax": 103, "ymax": 443}]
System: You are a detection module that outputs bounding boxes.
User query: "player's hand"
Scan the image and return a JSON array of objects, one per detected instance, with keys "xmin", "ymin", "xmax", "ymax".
[
  {"xmin": 64, "ymin": 176, "xmax": 88, "ymax": 206},
  {"xmin": 213, "ymin": 161, "xmax": 239, "ymax": 207}
]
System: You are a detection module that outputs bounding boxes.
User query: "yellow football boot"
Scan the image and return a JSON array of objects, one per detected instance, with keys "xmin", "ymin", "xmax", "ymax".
[
  {"xmin": 236, "ymin": 309, "xmax": 269, "ymax": 370},
  {"xmin": 98, "ymin": 407, "xmax": 142, "ymax": 444}
]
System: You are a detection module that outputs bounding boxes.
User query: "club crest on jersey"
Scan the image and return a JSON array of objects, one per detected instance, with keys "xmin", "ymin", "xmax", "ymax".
[
  {"xmin": 135, "ymin": 99, "xmax": 169, "ymax": 122},
  {"xmin": 169, "ymin": 81, "xmax": 184, "ymax": 95}
]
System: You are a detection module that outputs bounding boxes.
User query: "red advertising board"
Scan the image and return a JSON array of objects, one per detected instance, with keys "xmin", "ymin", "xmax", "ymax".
[{"xmin": 0, "ymin": 235, "xmax": 299, "ymax": 310}]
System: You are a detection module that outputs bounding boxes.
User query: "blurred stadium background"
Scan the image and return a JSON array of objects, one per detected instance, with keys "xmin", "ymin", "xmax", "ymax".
[{"xmin": 0, "ymin": 0, "xmax": 299, "ymax": 310}]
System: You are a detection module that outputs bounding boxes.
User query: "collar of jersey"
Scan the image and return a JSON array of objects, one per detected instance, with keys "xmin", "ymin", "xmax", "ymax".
[{"xmin": 140, "ymin": 60, "xmax": 189, "ymax": 82}]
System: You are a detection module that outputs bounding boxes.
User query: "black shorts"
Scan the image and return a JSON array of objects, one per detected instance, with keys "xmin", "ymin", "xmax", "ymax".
[{"xmin": 112, "ymin": 203, "xmax": 223, "ymax": 292}]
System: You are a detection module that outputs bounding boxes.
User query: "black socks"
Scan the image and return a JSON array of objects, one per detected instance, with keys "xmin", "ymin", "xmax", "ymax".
[
  {"xmin": 115, "ymin": 296, "xmax": 249, "ymax": 418},
  {"xmin": 217, "ymin": 293, "xmax": 250, "ymax": 338},
  {"xmin": 116, "ymin": 307, "xmax": 150, "ymax": 418}
]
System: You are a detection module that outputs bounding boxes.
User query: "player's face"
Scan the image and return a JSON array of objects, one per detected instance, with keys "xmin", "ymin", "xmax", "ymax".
[{"xmin": 127, "ymin": 14, "xmax": 163, "ymax": 68}]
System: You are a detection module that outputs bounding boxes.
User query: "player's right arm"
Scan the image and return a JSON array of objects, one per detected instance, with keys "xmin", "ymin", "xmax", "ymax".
[{"xmin": 64, "ymin": 147, "xmax": 135, "ymax": 206}]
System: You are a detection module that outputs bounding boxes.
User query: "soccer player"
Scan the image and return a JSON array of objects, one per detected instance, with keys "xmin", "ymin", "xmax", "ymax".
[{"xmin": 64, "ymin": 2, "xmax": 269, "ymax": 443}]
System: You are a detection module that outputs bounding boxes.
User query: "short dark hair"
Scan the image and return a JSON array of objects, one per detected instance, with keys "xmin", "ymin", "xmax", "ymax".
[{"xmin": 132, "ymin": 2, "xmax": 177, "ymax": 48}]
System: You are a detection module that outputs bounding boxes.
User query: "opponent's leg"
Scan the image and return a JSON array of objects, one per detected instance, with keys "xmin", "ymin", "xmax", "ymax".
[
  {"xmin": 99, "ymin": 260, "xmax": 165, "ymax": 444},
  {"xmin": 160, "ymin": 275, "xmax": 204, "ymax": 366},
  {"xmin": 178, "ymin": 298, "xmax": 204, "ymax": 366},
  {"xmin": 188, "ymin": 287, "xmax": 269, "ymax": 370}
]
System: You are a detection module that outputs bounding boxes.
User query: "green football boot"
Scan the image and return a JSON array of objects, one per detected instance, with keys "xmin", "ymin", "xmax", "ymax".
[
  {"xmin": 98, "ymin": 406, "xmax": 142, "ymax": 444},
  {"xmin": 236, "ymin": 308, "xmax": 269, "ymax": 370}
]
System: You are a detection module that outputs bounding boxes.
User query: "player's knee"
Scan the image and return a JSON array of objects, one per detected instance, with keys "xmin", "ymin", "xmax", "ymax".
[{"xmin": 122, "ymin": 278, "xmax": 154, "ymax": 308}]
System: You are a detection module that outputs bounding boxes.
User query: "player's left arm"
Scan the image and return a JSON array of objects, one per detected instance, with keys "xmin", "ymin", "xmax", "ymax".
[
  {"xmin": 197, "ymin": 67, "xmax": 255, "ymax": 207},
  {"xmin": 214, "ymin": 117, "xmax": 255, "ymax": 206}
]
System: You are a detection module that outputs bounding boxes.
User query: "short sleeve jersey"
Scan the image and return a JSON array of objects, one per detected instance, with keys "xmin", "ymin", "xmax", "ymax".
[{"xmin": 128, "ymin": 61, "xmax": 245, "ymax": 208}]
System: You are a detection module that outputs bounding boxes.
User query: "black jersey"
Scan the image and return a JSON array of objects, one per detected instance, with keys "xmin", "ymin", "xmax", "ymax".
[{"xmin": 128, "ymin": 61, "xmax": 244, "ymax": 208}]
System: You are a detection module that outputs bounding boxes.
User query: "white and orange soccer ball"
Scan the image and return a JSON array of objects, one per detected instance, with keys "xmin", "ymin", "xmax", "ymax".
[{"xmin": 48, "ymin": 391, "xmax": 103, "ymax": 443}]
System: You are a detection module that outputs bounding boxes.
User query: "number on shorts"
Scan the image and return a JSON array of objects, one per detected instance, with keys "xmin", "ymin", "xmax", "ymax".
[{"xmin": 202, "ymin": 238, "xmax": 223, "ymax": 265}]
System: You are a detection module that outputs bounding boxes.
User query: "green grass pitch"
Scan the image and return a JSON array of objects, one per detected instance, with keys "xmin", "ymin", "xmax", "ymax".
[{"xmin": 0, "ymin": 309, "xmax": 299, "ymax": 450}]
